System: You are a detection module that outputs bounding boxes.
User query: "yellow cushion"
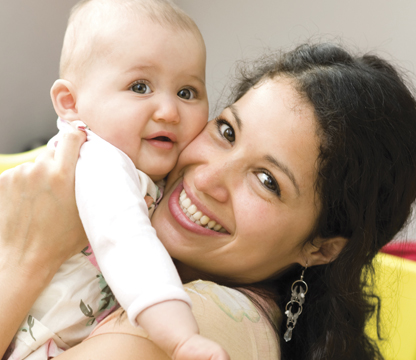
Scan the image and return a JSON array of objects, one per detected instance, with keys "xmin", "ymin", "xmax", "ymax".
[
  {"xmin": 367, "ymin": 253, "xmax": 416, "ymax": 360},
  {"xmin": 0, "ymin": 146, "xmax": 47, "ymax": 174}
]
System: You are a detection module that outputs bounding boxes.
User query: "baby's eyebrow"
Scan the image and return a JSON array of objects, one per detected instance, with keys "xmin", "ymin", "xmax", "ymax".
[
  {"xmin": 124, "ymin": 64, "xmax": 155, "ymax": 74},
  {"xmin": 187, "ymin": 74, "xmax": 206, "ymax": 86}
]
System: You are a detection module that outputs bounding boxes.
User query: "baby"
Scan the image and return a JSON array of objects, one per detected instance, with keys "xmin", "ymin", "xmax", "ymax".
[{"xmin": 6, "ymin": 0, "xmax": 229, "ymax": 360}]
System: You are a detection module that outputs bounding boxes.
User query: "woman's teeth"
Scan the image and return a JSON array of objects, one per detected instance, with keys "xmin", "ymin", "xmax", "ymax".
[{"xmin": 179, "ymin": 189, "xmax": 227, "ymax": 233}]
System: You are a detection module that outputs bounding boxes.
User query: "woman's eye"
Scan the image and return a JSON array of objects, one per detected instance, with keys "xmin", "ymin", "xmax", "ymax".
[
  {"xmin": 219, "ymin": 123, "xmax": 235, "ymax": 143},
  {"xmin": 256, "ymin": 172, "xmax": 280, "ymax": 194},
  {"xmin": 131, "ymin": 82, "xmax": 152, "ymax": 94},
  {"xmin": 177, "ymin": 88, "xmax": 195, "ymax": 100}
]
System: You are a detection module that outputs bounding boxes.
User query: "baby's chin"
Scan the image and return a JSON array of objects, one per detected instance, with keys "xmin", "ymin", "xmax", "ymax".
[
  {"xmin": 148, "ymin": 172, "xmax": 169, "ymax": 182},
  {"xmin": 134, "ymin": 159, "xmax": 172, "ymax": 182}
]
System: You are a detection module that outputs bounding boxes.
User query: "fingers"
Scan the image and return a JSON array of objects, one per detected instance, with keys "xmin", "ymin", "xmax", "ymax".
[
  {"xmin": 0, "ymin": 162, "xmax": 33, "ymax": 187},
  {"xmin": 35, "ymin": 147, "xmax": 55, "ymax": 163},
  {"xmin": 54, "ymin": 126, "xmax": 87, "ymax": 174},
  {"xmin": 173, "ymin": 335, "xmax": 230, "ymax": 360}
]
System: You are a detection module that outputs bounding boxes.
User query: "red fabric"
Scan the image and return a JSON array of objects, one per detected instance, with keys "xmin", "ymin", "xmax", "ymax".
[{"xmin": 381, "ymin": 242, "xmax": 416, "ymax": 262}]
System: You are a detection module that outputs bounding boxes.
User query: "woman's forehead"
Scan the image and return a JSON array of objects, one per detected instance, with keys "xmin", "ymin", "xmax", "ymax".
[
  {"xmin": 235, "ymin": 77, "xmax": 311, "ymax": 116},
  {"xmin": 230, "ymin": 78, "xmax": 318, "ymax": 150}
]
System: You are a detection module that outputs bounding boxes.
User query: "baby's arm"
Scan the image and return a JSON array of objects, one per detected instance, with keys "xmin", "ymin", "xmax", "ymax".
[
  {"xmin": 74, "ymin": 133, "xmax": 189, "ymax": 318},
  {"xmin": 74, "ymin": 133, "xmax": 228, "ymax": 359},
  {"xmin": 137, "ymin": 300, "xmax": 229, "ymax": 360}
]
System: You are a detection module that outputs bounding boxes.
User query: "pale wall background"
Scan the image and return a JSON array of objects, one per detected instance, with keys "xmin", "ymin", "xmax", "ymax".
[
  {"xmin": 1, "ymin": 0, "xmax": 416, "ymax": 238},
  {"xmin": 1, "ymin": 0, "xmax": 416, "ymax": 153}
]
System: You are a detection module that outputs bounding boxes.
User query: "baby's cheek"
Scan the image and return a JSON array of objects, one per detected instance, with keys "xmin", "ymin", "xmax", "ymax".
[
  {"xmin": 106, "ymin": 133, "xmax": 136, "ymax": 158},
  {"xmin": 187, "ymin": 108, "xmax": 209, "ymax": 138}
]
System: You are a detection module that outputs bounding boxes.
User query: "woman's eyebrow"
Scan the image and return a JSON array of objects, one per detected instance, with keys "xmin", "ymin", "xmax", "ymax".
[
  {"xmin": 264, "ymin": 154, "xmax": 300, "ymax": 196},
  {"xmin": 229, "ymin": 104, "xmax": 300, "ymax": 195},
  {"xmin": 229, "ymin": 105, "xmax": 243, "ymax": 131}
]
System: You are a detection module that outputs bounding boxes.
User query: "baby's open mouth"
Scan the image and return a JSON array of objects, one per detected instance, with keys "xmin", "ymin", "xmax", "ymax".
[
  {"xmin": 179, "ymin": 189, "xmax": 227, "ymax": 233},
  {"xmin": 145, "ymin": 133, "xmax": 175, "ymax": 150},
  {"xmin": 152, "ymin": 136, "xmax": 172, "ymax": 142}
]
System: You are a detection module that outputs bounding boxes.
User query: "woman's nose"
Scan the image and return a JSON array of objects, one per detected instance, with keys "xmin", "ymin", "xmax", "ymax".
[
  {"xmin": 193, "ymin": 161, "xmax": 230, "ymax": 203},
  {"xmin": 152, "ymin": 95, "xmax": 180, "ymax": 124}
]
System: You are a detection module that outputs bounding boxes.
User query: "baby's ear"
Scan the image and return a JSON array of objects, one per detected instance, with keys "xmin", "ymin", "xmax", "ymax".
[
  {"xmin": 50, "ymin": 79, "xmax": 79, "ymax": 121},
  {"xmin": 303, "ymin": 236, "xmax": 348, "ymax": 267}
]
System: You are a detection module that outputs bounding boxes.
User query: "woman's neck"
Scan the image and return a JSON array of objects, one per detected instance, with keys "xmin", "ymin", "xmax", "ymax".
[{"xmin": 173, "ymin": 259, "xmax": 206, "ymax": 284}]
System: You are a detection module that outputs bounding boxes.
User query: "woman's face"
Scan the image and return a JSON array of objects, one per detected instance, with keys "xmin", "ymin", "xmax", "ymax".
[{"xmin": 152, "ymin": 78, "xmax": 321, "ymax": 283}]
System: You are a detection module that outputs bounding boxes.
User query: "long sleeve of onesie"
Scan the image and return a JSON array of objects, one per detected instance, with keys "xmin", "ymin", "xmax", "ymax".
[{"xmin": 50, "ymin": 119, "xmax": 191, "ymax": 327}]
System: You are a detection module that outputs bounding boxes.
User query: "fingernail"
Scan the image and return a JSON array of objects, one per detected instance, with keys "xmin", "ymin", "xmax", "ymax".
[
  {"xmin": 77, "ymin": 125, "xmax": 87, "ymax": 134},
  {"xmin": 54, "ymin": 141, "xmax": 58, "ymax": 147}
]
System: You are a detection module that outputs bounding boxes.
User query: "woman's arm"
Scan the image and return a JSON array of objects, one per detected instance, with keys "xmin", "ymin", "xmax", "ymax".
[
  {"xmin": 56, "ymin": 334, "xmax": 170, "ymax": 360},
  {"xmin": 0, "ymin": 130, "xmax": 88, "ymax": 356}
]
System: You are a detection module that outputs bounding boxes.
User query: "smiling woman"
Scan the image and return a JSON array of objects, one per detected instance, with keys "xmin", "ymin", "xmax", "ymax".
[
  {"xmin": 156, "ymin": 78, "xmax": 325, "ymax": 284},
  {"xmin": 1, "ymin": 43, "xmax": 416, "ymax": 360}
]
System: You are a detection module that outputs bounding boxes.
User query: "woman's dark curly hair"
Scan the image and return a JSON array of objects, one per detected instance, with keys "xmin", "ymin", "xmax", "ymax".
[{"xmin": 230, "ymin": 43, "xmax": 416, "ymax": 359}]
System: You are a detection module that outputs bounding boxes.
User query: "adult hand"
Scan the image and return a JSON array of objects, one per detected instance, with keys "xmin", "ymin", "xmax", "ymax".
[
  {"xmin": 0, "ymin": 127, "xmax": 87, "ymax": 357},
  {"xmin": 0, "ymin": 130, "xmax": 87, "ymax": 269},
  {"xmin": 0, "ymin": 128, "xmax": 88, "ymax": 274}
]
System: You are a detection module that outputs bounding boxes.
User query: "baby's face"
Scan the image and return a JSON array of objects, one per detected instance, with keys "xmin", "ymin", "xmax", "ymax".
[{"xmin": 74, "ymin": 17, "xmax": 208, "ymax": 181}]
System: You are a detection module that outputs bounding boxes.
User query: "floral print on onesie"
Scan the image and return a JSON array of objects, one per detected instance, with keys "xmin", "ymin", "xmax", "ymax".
[{"xmin": 4, "ymin": 175, "xmax": 163, "ymax": 360}]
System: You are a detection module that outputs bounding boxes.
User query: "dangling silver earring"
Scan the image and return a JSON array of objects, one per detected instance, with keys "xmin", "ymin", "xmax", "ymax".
[{"xmin": 284, "ymin": 263, "xmax": 308, "ymax": 342}]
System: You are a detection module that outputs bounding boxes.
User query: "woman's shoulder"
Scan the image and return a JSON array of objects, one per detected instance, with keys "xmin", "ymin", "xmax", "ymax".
[
  {"xmin": 83, "ymin": 280, "xmax": 280, "ymax": 360},
  {"xmin": 184, "ymin": 280, "xmax": 281, "ymax": 360}
]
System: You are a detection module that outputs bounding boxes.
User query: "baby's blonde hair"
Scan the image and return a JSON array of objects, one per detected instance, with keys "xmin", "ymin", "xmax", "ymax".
[{"xmin": 60, "ymin": 0, "xmax": 202, "ymax": 81}]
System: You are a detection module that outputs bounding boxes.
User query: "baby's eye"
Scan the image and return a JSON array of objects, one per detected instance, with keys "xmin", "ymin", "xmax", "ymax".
[
  {"xmin": 219, "ymin": 122, "xmax": 235, "ymax": 143},
  {"xmin": 177, "ymin": 88, "xmax": 196, "ymax": 100},
  {"xmin": 256, "ymin": 172, "xmax": 280, "ymax": 195},
  {"xmin": 131, "ymin": 82, "xmax": 152, "ymax": 94}
]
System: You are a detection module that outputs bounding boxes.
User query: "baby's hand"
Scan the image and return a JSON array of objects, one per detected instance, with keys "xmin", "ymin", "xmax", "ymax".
[
  {"xmin": 137, "ymin": 301, "xmax": 229, "ymax": 360},
  {"xmin": 172, "ymin": 334, "xmax": 230, "ymax": 360}
]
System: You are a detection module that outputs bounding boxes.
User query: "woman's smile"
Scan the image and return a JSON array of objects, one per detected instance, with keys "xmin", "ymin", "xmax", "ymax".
[
  {"xmin": 168, "ymin": 181, "xmax": 228, "ymax": 236},
  {"xmin": 179, "ymin": 189, "xmax": 228, "ymax": 232}
]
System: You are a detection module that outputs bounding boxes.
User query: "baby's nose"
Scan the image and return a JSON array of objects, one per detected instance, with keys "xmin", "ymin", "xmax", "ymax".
[{"xmin": 152, "ymin": 96, "xmax": 180, "ymax": 124}]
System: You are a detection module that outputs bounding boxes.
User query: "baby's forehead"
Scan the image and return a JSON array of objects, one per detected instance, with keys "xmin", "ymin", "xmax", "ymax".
[
  {"xmin": 71, "ymin": 0, "xmax": 202, "ymax": 41},
  {"xmin": 60, "ymin": 0, "xmax": 204, "ymax": 80},
  {"xmin": 89, "ymin": 15, "xmax": 205, "ymax": 68}
]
